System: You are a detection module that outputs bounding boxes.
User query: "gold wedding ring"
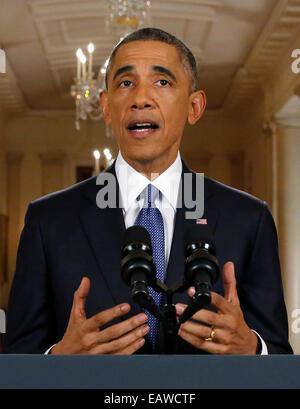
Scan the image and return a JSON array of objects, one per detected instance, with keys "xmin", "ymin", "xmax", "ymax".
[{"xmin": 204, "ymin": 327, "xmax": 215, "ymax": 342}]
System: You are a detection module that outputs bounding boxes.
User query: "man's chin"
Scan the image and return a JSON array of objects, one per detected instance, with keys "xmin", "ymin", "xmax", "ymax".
[
  {"xmin": 121, "ymin": 148, "xmax": 164, "ymax": 169},
  {"xmin": 126, "ymin": 152, "xmax": 159, "ymax": 165}
]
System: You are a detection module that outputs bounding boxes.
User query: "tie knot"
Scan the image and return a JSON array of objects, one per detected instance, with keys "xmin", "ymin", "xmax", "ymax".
[
  {"xmin": 147, "ymin": 184, "xmax": 160, "ymax": 207},
  {"xmin": 136, "ymin": 184, "xmax": 160, "ymax": 207}
]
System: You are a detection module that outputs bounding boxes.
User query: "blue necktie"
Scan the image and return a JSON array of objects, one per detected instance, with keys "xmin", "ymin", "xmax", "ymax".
[{"xmin": 135, "ymin": 184, "xmax": 165, "ymax": 348}]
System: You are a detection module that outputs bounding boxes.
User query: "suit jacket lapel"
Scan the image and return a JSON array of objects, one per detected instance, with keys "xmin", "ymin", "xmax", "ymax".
[
  {"xmin": 79, "ymin": 163, "xmax": 142, "ymax": 317},
  {"xmin": 165, "ymin": 160, "xmax": 219, "ymax": 304}
]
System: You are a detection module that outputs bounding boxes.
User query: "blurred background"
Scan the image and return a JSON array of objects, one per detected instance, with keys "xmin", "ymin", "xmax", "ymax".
[{"xmin": 0, "ymin": 0, "xmax": 300, "ymax": 352}]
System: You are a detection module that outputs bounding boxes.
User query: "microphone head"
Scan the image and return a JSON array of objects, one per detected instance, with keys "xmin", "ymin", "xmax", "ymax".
[
  {"xmin": 121, "ymin": 225, "xmax": 155, "ymax": 288},
  {"xmin": 184, "ymin": 223, "xmax": 219, "ymax": 287},
  {"xmin": 123, "ymin": 225, "xmax": 152, "ymax": 249},
  {"xmin": 184, "ymin": 224, "xmax": 216, "ymax": 255}
]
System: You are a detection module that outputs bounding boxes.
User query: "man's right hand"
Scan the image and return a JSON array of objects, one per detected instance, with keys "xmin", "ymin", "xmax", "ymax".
[{"xmin": 50, "ymin": 277, "xmax": 149, "ymax": 354}]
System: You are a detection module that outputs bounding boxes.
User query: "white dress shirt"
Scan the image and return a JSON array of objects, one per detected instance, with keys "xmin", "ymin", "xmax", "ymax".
[{"xmin": 115, "ymin": 150, "xmax": 182, "ymax": 266}]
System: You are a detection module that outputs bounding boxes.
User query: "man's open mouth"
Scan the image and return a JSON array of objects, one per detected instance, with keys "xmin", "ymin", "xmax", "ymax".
[{"xmin": 127, "ymin": 121, "xmax": 159, "ymax": 133}]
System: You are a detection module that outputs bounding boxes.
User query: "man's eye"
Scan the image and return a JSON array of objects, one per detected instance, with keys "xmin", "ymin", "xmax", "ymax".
[
  {"xmin": 119, "ymin": 80, "xmax": 132, "ymax": 87},
  {"xmin": 157, "ymin": 79, "xmax": 170, "ymax": 86}
]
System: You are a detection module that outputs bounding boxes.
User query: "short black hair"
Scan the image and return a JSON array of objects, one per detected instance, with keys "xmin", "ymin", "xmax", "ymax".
[{"xmin": 105, "ymin": 27, "xmax": 198, "ymax": 94}]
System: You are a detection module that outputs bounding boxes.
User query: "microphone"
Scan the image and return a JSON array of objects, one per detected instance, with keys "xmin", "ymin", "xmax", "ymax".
[
  {"xmin": 121, "ymin": 226, "xmax": 155, "ymax": 299},
  {"xmin": 179, "ymin": 224, "xmax": 219, "ymax": 323},
  {"xmin": 121, "ymin": 226, "xmax": 164, "ymax": 320}
]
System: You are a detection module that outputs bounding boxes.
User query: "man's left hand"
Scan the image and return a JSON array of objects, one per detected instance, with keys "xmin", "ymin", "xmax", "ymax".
[{"xmin": 176, "ymin": 261, "xmax": 258, "ymax": 354}]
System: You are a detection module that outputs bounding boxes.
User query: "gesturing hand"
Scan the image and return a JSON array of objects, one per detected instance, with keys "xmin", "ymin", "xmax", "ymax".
[
  {"xmin": 51, "ymin": 277, "xmax": 149, "ymax": 354},
  {"xmin": 176, "ymin": 262, "xmax": 259, "ymax": 355}
]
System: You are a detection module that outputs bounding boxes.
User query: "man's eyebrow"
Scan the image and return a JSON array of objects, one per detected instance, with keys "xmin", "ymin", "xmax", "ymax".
[
  {"xmin": 151, "ymin": 65, "xmax": 177, "ymax": 82},
  {"xmin": 112, "ymin": 65, "xmax": 135, "ymax": 82},
  {"xmin": 112, "ymin": 64, "xmax": 177, "ymax": 83}
]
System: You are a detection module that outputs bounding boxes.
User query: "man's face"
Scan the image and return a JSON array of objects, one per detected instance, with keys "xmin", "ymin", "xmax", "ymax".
[{"xmin": 101, "ymin": 40, "xmax": 205, "ymax": 168}]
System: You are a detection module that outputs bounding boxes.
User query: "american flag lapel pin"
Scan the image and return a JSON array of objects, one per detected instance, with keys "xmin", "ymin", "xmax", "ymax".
[{"xmin": 196, "ymin": 218, "xmax": 207, "ymax": 224}]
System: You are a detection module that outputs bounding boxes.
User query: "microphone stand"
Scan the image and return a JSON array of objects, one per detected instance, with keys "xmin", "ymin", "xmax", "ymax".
[
  {"xmin": 131, "ymin": 278, "xmax": 212, "ymax": 354},
  {"xmin": 122, "ymin": 226, "xmax": 219, "ymax": 353},
  {"xmin": 161, "ymin": 291, "xmax": 179, "ymax": 354}
]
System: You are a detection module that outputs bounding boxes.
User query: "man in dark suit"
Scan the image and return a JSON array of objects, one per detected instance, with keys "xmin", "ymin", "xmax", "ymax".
[{"xmin": 3, "ymin": 28, "xmax": 292, "ymax": 355}]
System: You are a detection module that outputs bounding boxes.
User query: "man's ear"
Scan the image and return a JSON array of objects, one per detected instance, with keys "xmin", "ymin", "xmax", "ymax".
[
  {"xmin": 99, "ymin": 90, "xmax": 112, "ymax": 125},
  {"xmin": 187, "ymin": 90, "xmax": 206, "ymax": 125}
]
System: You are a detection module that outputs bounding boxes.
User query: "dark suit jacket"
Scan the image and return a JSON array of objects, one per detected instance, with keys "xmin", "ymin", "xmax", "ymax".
[{"xmin": 2, "ymin": 160, "xmax": 293, "ymax": 354}]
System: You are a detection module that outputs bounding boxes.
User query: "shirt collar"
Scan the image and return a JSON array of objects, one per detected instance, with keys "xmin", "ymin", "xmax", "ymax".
[{"xmin": 115, "ymin": 151, "xmax": 182, "ymax": 212}]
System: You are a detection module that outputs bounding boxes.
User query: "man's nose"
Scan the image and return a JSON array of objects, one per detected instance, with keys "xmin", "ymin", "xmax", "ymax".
[{"xmin": 131, "ymin": 83, "xmax": 153, "ymax": 109}]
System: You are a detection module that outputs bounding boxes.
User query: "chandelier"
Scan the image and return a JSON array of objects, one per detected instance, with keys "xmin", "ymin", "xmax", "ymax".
[
  {"xmin": 70, "ymin": 0, "xmax": 152, "ymax": 131},
  {"xmin": 70, "ymin": 44, "xmax": 104, "ymax": 131},
  {"xmin": 105, "ymin": 0, "xmax": 152, "ymax": 38}
]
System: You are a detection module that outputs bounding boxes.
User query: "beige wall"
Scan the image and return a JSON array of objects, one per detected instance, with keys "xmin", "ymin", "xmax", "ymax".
[
  {"xmin": 238, "ymin": 88, "xmax": 273, "ymax": 205},
  {"xmin": 182, "ymin": 111, "xmax": 246, "ymax": 190},
  {"xmin": 4, "ymin": 114, "xmax": 117, "ymax": 227},
  {"xmin": 0, "ymin": 109, "xmax": 6, "ymax": 215},
  {"xmin": 0, "ymin": 109, "xmax": 7, "ymax": 308},
  {"xmin": 276, "ymin": 124, "xmax": 300, "ymax": 353}
]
